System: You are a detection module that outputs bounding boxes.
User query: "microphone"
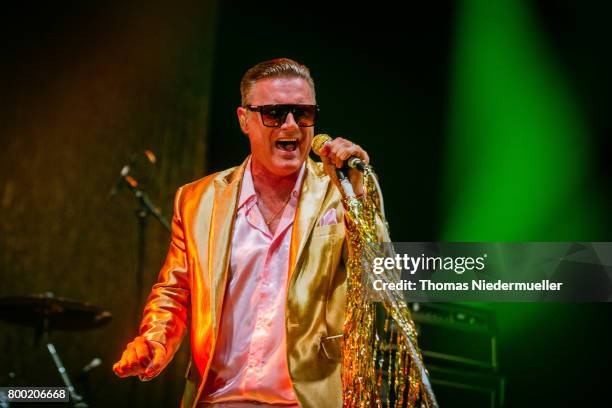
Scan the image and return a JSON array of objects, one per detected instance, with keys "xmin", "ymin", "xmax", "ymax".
[
  {"xmin": 311, "ymin": 134, "xmax": 366, "ymax": 172},
  {"xmin": 109, "ymin": 164, "xmax": 131, "ymax": 197},
  {"xmin": 108, "ymin": 150, "xmax": 157, "ymax": 197},
  {"xmin": 311, "ymin": 134, "xmax": 359, "ymax": 198}
]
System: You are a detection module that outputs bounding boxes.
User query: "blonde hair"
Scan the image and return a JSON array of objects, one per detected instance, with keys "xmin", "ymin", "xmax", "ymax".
[{"xmin": 240, "ymin": 58, "xmax": 315, "ymax": 106}]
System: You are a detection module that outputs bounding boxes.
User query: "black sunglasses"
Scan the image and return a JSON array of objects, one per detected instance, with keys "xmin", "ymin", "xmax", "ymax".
[{"xmin": 246, "ymin": 104, "xmax": 318, "ymax": 127}]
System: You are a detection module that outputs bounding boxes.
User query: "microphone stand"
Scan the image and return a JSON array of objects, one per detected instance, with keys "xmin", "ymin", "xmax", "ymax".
[
  {"xmin": 110, "ymin": 160, "xmax": 171, "ymax": 319},
  {"xmin": 120, "ymin": 180, "xmax": 171, "ymax": 323},
  {"xmin": 36, "ymin": 293, "xmax": 88, "ymax": 408},
  {"xmin": 114, "ymin": 174, "xmax": 172, "ymax": 407}
]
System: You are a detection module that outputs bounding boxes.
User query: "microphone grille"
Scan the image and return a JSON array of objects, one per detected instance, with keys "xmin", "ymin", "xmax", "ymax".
[{"xmin": 312, "ymin": 134, "xmax": 332, "ymax": 156}]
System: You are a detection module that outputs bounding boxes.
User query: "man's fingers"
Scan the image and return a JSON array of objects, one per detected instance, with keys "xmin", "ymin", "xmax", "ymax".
[
  {"xmin": 134, "ymin": 339, "xmax": 152, "ymax": 365},
  {"xmin": 338, "ymin": 144, "xmax": 369, "ymax": 164},
  {"xmin": 113, "ymin": 359, "xmax": 135, "ymax": 378},
  {"xmin": 329, "ymin": 140, "xmax": 346, "ymax": 168},
  {"xmin": 112, "ymin": 362, "xmax": 124, "ymax": 377},
  {"xmin": 113, "ymin": 340, "xmax": 150, "ymax": 378},
  {"xmin": 320, "ymin": 156, "xmax": 340, "ymax": 187},
  {"xmin": 119, "ymin": 350, "xmax": 136, "ymax": 376},
  {"xmin": 319, "ymin": 143, "xmax": 330, "ymax": 156},
  {"xmin": 145, "ymin": 356, "xmax": 161, "ymax": 376},
  {"xmin": 334, "ymin": 155, "xmax": 343, "ymax": 169},
  {"xmin": 317, "ymin": 137, "xmax": 368, "ymax": 196},
  {"xmin": 144, "ymin": 343, "xmax": 166, "ymax": 376},
  {"xmin": 321, "ymin": 155, "xmax": 333, "ymax": 173},
  {"xmin": 323, "ymin": 138, "xmax": 369, "ymax": 168},
  {"xmin": 362, "ymin": 151, "xmax": 370, "ymax": 164},
  {"xmin": 119, "ymin": 349, "xmax": 132, "ymax": 370},
  {"xmin": 126, "ymin": 347, "xmax": 140, "ymax": 369}
]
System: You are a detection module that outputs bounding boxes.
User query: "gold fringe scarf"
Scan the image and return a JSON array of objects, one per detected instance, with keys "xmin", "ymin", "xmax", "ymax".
[{"xmin": 341, "ymin": 166, "xmax": 438, "ymax": 408}]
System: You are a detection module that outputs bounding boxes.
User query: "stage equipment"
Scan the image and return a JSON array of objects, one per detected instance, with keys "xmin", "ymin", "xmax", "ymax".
[
  {"xmin": 109, "ymin": 149, "xmax": 171, "ymax": 324},
  {"xmin": 408, "ymin": 302, "xmax": 505, "ymax": 408},
  {"xmin": 0, "ymin": 292, "xmax": 112, "ymax": 407}
]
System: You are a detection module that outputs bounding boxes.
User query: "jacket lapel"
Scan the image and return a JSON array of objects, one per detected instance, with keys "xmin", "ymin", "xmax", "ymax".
[
  {"xmin": 289, "ymin": 158, "xmax": 330, "ymax": 277},
  {"xmin": 208, "ymin": 158, "xmax": 247, "ymax": 334},
  {"xmin": 206, "ymin": 156, "xmax": 329, "ymax": 332}
]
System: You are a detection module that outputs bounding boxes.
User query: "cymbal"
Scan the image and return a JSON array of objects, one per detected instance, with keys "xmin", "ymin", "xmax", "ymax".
[{"xmin": 0, "ymin": 292, "xmax": 112, "ymax": 331}]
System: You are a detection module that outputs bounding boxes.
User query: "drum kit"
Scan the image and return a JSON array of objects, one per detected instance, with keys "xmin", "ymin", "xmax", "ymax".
[
  {"xmin": 0, "ymin": 150, "xmax": 170, "ymax": 407},
  {"xmin": 0, "ymin": 292, "xmax": 112, "ymax": 407}
]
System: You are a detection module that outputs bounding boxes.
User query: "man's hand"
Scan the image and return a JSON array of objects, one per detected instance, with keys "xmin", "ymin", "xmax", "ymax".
[
  {"xmin": 113, "ymin": 336, "xmax": 166, "ymax": 379},
  {"xmin": 318, "ymin": 137, "xmax": 370, "ymax": 196}
]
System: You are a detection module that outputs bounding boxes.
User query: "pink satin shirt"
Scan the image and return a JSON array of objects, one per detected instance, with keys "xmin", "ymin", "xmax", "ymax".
[{"xmin": 201, "ymin": 160, "xmax": 305, "ymax": 406}]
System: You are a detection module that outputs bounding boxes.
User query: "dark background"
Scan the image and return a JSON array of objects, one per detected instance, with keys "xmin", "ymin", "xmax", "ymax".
[{"xmin": 1, "ymin": 1, "xmax": 611, "ymax": 406}]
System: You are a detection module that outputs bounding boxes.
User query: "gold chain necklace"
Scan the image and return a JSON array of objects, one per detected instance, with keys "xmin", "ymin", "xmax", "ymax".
[{"xmin": 260, "ymin": 193, "xmax": 292, "ymax": 227}]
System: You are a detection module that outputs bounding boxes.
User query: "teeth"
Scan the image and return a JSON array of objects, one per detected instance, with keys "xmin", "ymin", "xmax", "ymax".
[{"xmin": 277, "ymin": 138, "xmax": 298, "ymax": 142}]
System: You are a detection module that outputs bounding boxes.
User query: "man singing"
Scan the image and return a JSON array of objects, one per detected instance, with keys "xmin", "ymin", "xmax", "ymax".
[{"xmin": 113, "ymin": 58, "xmax": 376, "ymax": 408}]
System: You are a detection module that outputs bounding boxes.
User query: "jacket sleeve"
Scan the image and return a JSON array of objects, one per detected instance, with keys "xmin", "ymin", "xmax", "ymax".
[{"xmin": 139, "ymin": 186, "xmax": 190, "ymax": 376}]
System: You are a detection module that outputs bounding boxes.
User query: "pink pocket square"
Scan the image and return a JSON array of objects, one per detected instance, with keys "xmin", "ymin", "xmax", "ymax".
[{"xmin": 318, "ymin": 208, "xmax": 338, "ymax": 226}]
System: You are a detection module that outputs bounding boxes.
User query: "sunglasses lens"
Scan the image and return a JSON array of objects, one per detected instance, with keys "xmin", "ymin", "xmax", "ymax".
[
  {"xmin": 293, "ymin": 106, "xmax": 316, "ymax": 127},
  {"xmin": 259, "ymin": 105, "xmax": 317, "ymax": 127},
  {"xmin": 260, "ymin": 106, "xmax": 284, "ymax": 127}
]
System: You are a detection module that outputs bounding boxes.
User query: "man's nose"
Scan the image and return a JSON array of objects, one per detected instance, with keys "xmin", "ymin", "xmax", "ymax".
[{"xmin": 281, "ymin": 112, "xmax": 299, "ymax": 129}]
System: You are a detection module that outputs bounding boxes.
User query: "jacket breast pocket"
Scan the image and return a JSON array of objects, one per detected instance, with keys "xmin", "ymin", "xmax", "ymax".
[{"xmin": 310, "ymin": 222, "xmax": 345, "ymax": 279}]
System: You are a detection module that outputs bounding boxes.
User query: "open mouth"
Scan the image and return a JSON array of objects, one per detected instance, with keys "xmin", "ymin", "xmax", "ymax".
[{"xmin": 275, "ymin": 139, "xmax": 298, "ymax": 152}]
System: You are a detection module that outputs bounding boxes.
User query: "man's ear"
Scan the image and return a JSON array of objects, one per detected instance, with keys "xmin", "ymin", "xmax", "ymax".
[{"xmin": 237, "ymin": 107, "xmax": 248, "ymax": 135}]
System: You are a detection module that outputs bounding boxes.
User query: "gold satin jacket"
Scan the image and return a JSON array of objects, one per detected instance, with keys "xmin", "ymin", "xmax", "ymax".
[{"xmin": 139, "ymin": 157, "xmax": 354, "ymax": 408}]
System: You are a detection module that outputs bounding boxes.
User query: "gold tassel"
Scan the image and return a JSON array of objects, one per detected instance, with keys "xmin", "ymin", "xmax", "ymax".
[{"xmin": 341, "ymin": 166, "xmax": 437, "ymax": 408}]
